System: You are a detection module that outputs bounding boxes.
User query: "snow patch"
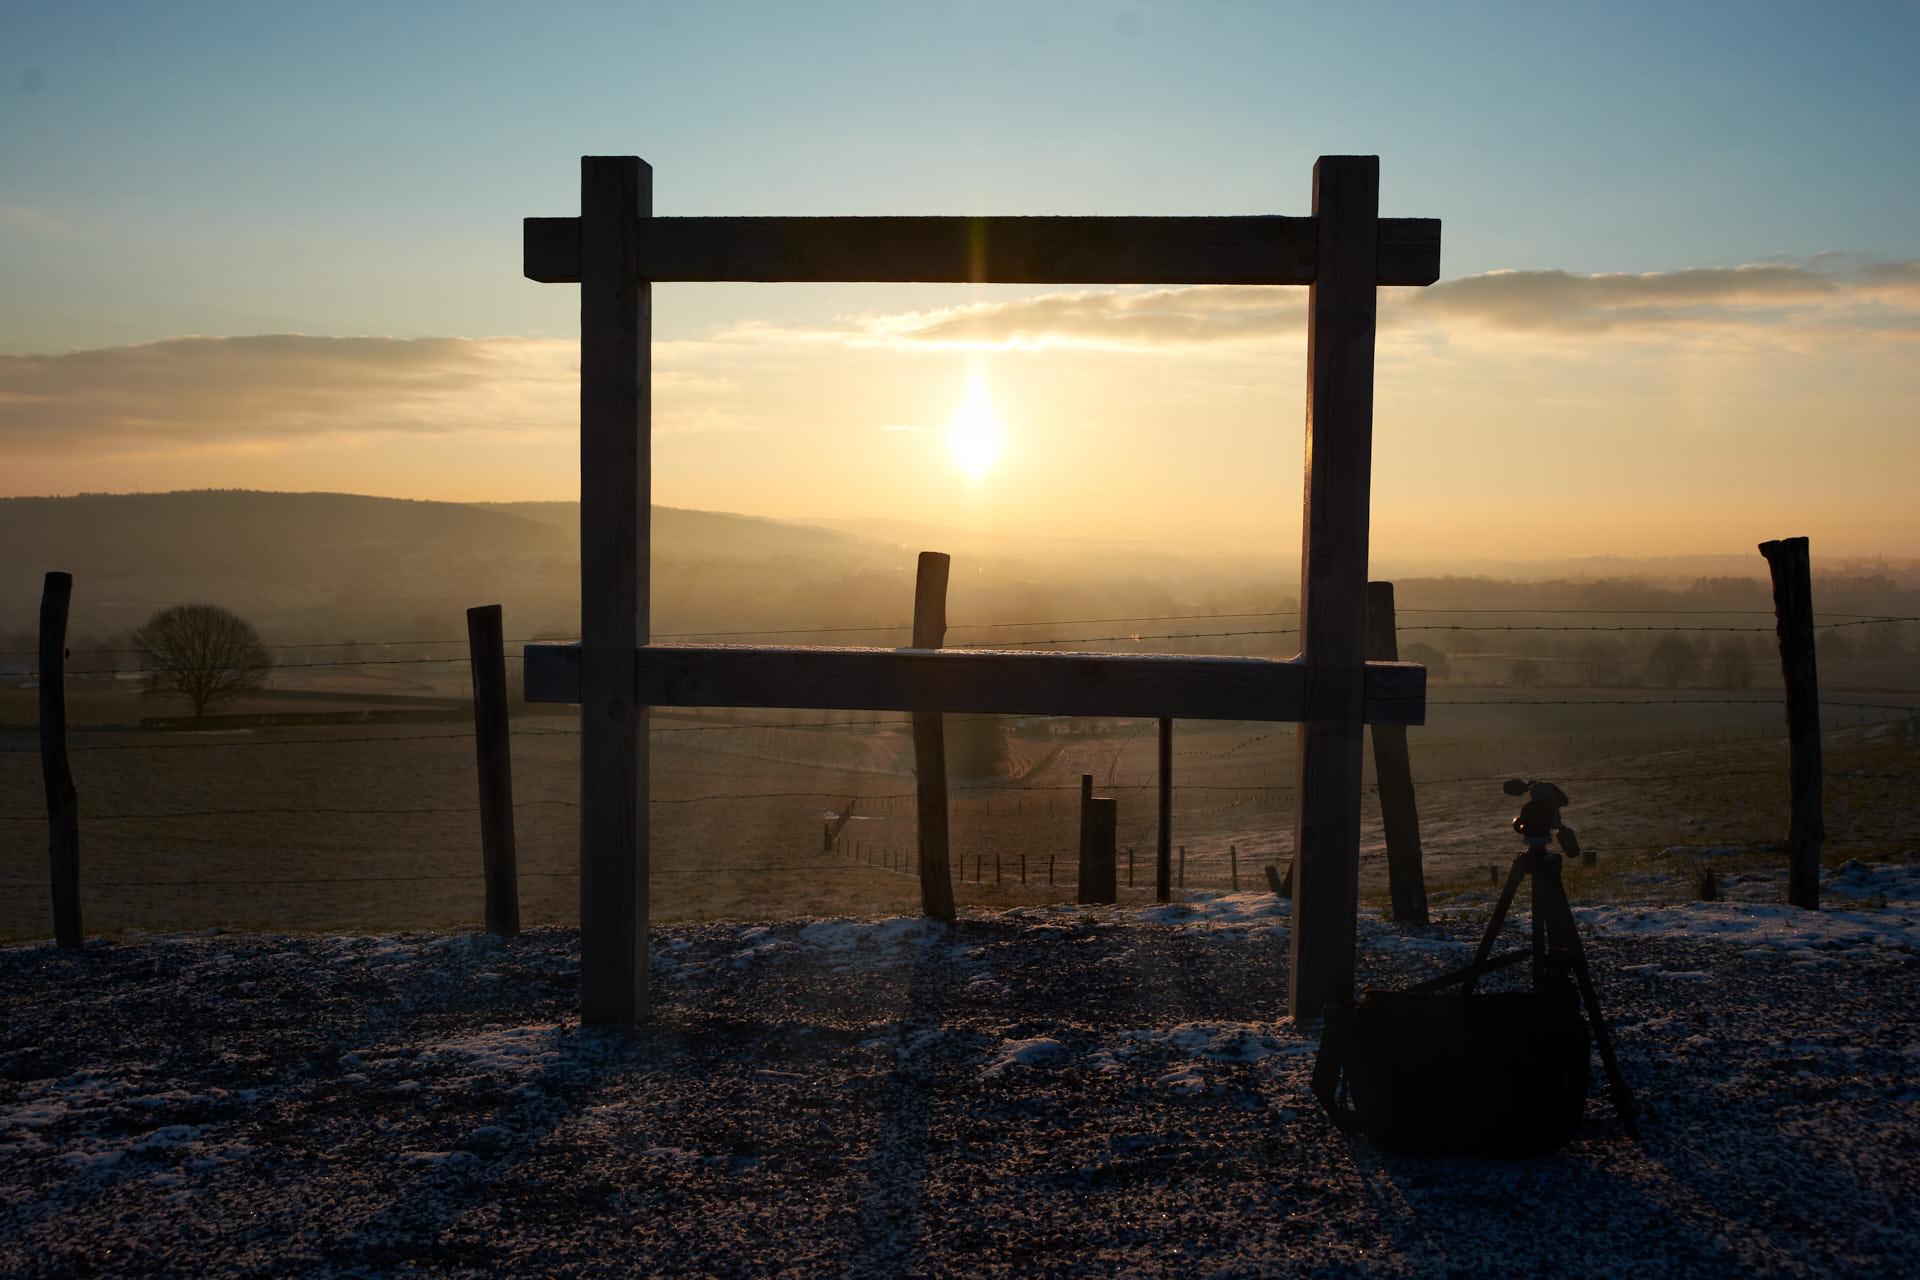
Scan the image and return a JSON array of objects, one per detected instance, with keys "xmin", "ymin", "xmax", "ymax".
[{"xmin": 982, "ymin": 1036, "xmax": 1067, "ymax": 1079}]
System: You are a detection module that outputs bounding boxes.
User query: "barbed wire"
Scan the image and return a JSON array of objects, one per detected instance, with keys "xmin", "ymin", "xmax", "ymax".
[{"xmin": 10, "ymin": 611, "xmax": 1915, "ymax": 664}]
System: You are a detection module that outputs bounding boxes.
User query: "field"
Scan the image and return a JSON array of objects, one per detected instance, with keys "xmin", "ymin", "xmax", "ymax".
[{"xmin": 3, "ymin": 659, "xmax": 1918, "ymax": 941}]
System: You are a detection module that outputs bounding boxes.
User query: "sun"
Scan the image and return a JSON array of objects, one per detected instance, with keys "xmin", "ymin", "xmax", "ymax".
[{"xmin": 946, "ymin": 372, "xmax": 1004, "ymax": 480}]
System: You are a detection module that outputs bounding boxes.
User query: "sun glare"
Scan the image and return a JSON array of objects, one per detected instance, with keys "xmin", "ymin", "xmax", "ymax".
[{"xmin": 947, "ymin": 373, "xmax": 1004, "ymax": 480}]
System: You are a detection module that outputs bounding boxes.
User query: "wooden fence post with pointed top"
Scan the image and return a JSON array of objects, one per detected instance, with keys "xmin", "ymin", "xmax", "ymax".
[
  {"xmin": 911, "ymin": 551, "xmax": 957, "ymax": 921},
  {"xmin": 467, "ymin": 604, "xmax": 520, "ymax": 936},
  {"xmin": 39, "ymin": 571, "xmax": 81, "ymax": 950},
  {"xmin": 1367, "ymin": 582, "xmax": 1428, "ymax": 925},
  {"xmin": 1760, "ymin": 536, "xmax": 1823, "ymax": 910}
]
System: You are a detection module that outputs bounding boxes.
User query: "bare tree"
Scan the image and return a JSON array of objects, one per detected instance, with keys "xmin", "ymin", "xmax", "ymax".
[
  {"xmin": 1645, "ymin": 633, "xmax": 1701, "ymax": 688},
  {"xmin": 1709, "ymin": 635, "xmax": 1755, "ymax": 689},
  {"xmin": 133, "ymin": 604, "xmax": 271, "ymax": 719}
]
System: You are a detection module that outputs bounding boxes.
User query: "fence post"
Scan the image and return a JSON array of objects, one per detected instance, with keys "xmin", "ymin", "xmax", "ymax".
[
  {"xmin": 1178, "ymin": 844, "xmax": 1186, "ymax": 889},
  {"xmin": 39, "ymin": 571, "xmax": 82, "ymax": 950},
  {"xmin": 1265, "ymin": 864, "xmax": 1285, "ymax": 898},
  {"xmin": 1367, "ymin": 582, "xmax": 1428, "ymax": 925},
  {"xmin": 1232, "ymin": 844, "xmax": 1239, "ymax": 891},
  {"xmin": 1077, "ymin": 773, "xmax": 1094, "ymax": 900},
  {"xmin": 577, "ymin": 156, "xmax": 649, "ymax": 1024},
  {"xmin": 1083, "ymin": 797, "xmax": 1117, "ymax": 904},
  {"xmin": 1760, "ymin": 537, "xmax": 1823, "ymax": 910},
  {"xmin": 466, "ymin": 604, "xmax": 520, "ymax": 936},
  {"xmin": 1291, "ymin": 156, "xmax": 1380, "ymax": 1022},
  {"xmin": 1157, "ymin": 717, "xmax": 1173, "ymax": 902},
  {"xmin": 910, "ymin": 551, "xmax": 957, "ymax": 921}
]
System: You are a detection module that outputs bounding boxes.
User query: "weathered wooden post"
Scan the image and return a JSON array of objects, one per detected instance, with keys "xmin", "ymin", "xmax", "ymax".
[
  {"xmin": 575, "ymin": 156, "xmax": 650, "ymax": 1023},
  {"xmin": 1083, "ymin": 797, "xmax": 1118, "ymax": 904},
  {"xmin": 1265, "ymin": 864, "xmax": 1285, "ymax": 897},
  {"xmin": 1231, "ymin": 843, "xmax": 1239, "ymax": 891},
  {"xmin": 910, "ymin": 551, "xmax": 957, "ymax": 921},
  {"xmin": 1367, "ymin": 582, "xmax": 1428, "ymax": 925},
  {"xmin": 1291, "ymin": 156, "xmax": 1381, "ymax": 1021},
  {"xmin": 1760, "ymin": 537, "xmax": 1823, "ymax": 910},
  {"xmin": 1157, "ymin": 717, "xmax": 1173, "ymax": 902},
  {"xmin": 39, "ymin": 571, "xmax": 82, "ymax": 950},
  {"xmin": 1178, "ymin": 844, "xmax": 1186, "ymax": 888},
  {"xmin": 466, "ymin": 604, "xmax": 520, "ymax": 936}
]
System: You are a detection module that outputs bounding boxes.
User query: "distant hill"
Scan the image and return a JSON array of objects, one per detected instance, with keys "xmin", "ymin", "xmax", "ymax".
[
  {"xmin": 0, "ymin": 490, "xmax": 901, "ymax": 646},
  {"xmin": 470, "ymin": 501, "xmax": 877, "ymax": 561}
]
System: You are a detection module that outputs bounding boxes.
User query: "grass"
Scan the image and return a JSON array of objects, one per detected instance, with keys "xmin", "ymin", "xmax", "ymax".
[{"xmin": 2, "ymin": 684, "xmax": 1915, "ymax": 942}]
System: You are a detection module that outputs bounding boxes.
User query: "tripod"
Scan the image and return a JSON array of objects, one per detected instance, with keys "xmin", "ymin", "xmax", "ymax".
[{"xmin": 1467, "ymin": 839, "xmax": 1640, "ymax": 1139}]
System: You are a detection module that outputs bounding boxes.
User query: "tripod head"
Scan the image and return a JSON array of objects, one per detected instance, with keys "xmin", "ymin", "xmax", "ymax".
[{"xmin": 1502, "ymin": 778, "xmax": 1580, "ymax": 858}]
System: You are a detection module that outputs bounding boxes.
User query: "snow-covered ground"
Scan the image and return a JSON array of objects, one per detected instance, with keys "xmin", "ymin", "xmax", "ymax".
[{"xmin": 2, "ymin": 862, "xmax": 1917, "ymax": 1277}]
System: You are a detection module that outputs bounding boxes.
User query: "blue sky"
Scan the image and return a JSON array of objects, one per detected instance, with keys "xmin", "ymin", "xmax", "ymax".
[{"xmin": 3, "ymin": 1, "xmax": 1917, "ymax": 558}]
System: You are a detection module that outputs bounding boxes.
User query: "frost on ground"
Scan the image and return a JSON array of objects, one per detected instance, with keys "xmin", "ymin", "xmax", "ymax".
[{"xmin": 2, "ymin": 868, "xmax": 1918, "ymax": 1278}]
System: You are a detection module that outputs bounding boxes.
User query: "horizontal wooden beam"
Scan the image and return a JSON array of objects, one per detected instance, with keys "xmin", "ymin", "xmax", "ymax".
[
  {"xmin": 524, "ymin": 215, "xmax": 1440, "ymax": 287},
  {"xmin": 522, "ymin": 643, "xmax": 1426, "ymax": 725}
]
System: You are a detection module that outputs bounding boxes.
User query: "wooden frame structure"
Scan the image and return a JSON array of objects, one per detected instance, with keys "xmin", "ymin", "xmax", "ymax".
[{"xmin": 522, "ymin": 155, "xmax": 1440, "ymax": 1023}]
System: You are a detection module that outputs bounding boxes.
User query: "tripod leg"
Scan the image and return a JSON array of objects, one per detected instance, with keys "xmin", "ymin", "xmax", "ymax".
[
  {"xmin": 1464, "ymin": 855, "xmax": 1531, "ymax": 996},
  {"xmin": 1533, "ymin": 861, "xmax": 1641, "ymax": 1138}
]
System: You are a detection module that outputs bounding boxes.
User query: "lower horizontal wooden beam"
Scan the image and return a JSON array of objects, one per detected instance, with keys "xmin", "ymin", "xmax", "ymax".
[{"xmin": 523, "ymin": 643, "xmax": 1426, "ymax": 725}]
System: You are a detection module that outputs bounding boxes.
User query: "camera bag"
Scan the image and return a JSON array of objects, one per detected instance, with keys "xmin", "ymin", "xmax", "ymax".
[{"xmin": 1312, "ymin": 966, "xmax": 1591, "ymax": 1157}]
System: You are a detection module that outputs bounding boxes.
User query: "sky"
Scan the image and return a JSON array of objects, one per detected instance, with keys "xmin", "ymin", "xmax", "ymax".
[{"xmin": 3, "ymin": 0, "xmax": 1917, "ymax": 565}]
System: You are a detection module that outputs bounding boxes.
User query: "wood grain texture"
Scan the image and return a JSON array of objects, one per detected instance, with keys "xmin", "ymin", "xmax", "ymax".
[
  {"xmin": 1760, "ymin": 537, "xmax": 1824, "ymax": 910},
  {"xmin": 38, "ymin": 571, "xmax": 81, "ymax": 950},
  {"xmin": 577, "ymin": 157, "xmax": 650, "ymax": 1023},
  {"xmin": 1366, "ymin": 582, "xmax": 1428, "ymax": 926},
  {"xmin": 910, "ymin": 552, "xmax": 956, "ymax": 922},
  {"xmin": 1291, "ymin": 156, "xmax": 1381, "ymax": 1022},
  {"xmin": 522, "ymin": 643, "xmax": 1426, "ymax": 725},
  {"xmin": 1376, "ymin": 218, "xmax": 1442, "ymax": 286},
  {"xmin": 466, "ymin": 604, "xmax": 519, "ymax": 937}
]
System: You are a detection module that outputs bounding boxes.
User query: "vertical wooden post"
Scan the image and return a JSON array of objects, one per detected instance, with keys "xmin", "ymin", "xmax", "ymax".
[
  {"xmin": 38, "ymin": 571, "xmax": 81, "ymax": 950},
  {"xmin": 910, "ymin": 551, "xmax": 957, "ymax": 921},
  {"xmin": 1760, "ymin": 537, "xmax": 1823, "ymax": 910},
  {"xmin": 1077, "ymin": 773, "xmax": 1094, "ymax": 900},
  {"xmin": 1083, "ymin": 797, "xmax": 1117, "ymax": 904},
  {"xmin": 578, "ymin": 156, "xmax": 649, "ymax": 1023},
  {"xmin": 1265, "ymin": 864, "xmax": 1285, "ymax": 897},
  {"xmin": 1156, "ymin": 717, "xmax": 1173, "ymax": 903},
  {"xmin": 1232, "ymin": 844, "xmax": 1239, "ymax": 891},
  {"xmin": 466, "ymin": 604, "xmax": 520, "ymax": 936},
  {"xmin": 1178, "ymin": 844, "xmax": 1186, "ymax": 889},
  {"xmin": 1367, "ymin": 582, "xmax": 1428, "ymax": 925},
  {"xmin": 1290, "ymin": 156, "xmax": 1380, "ymax": 1021}
]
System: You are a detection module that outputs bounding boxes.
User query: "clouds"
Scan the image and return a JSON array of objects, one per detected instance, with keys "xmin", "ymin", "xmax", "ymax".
[
  {"xmin": 844, "ymin": 285, "xmax": 1308, "ymax": 352},
  {"xmin": 1409, "ymin": 260, "xmax": 1920, "ymax": 334},
  {"xmin": 0, "ymin": 335, "xmax": 578, "ymax": 455},
  {"xmin": 799, "ymin": 258, "xmax": 1920, "ymax": 353}
]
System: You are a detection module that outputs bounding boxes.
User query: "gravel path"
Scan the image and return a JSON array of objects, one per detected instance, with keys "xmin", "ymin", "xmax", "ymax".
[{"xmin": 2, "ymin": 883, "xmax": 1917, "ymax": 1278}]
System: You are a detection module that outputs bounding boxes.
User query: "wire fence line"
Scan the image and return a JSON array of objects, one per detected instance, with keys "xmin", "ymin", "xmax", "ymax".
[
  {"xmin": 8, "ymin": 610, "xmax": 1917, "ymax": 665},
  {"xmin": 8, "ymin": 767, "xmax": 1915, "ymax": 826},
  {"xmin": 6, "ymin": 691, "xmax": 1916, "ymax": 756},
  {"xmin": 7, "ymin": 602, "xmax": 1916, "ymax": 922}
]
